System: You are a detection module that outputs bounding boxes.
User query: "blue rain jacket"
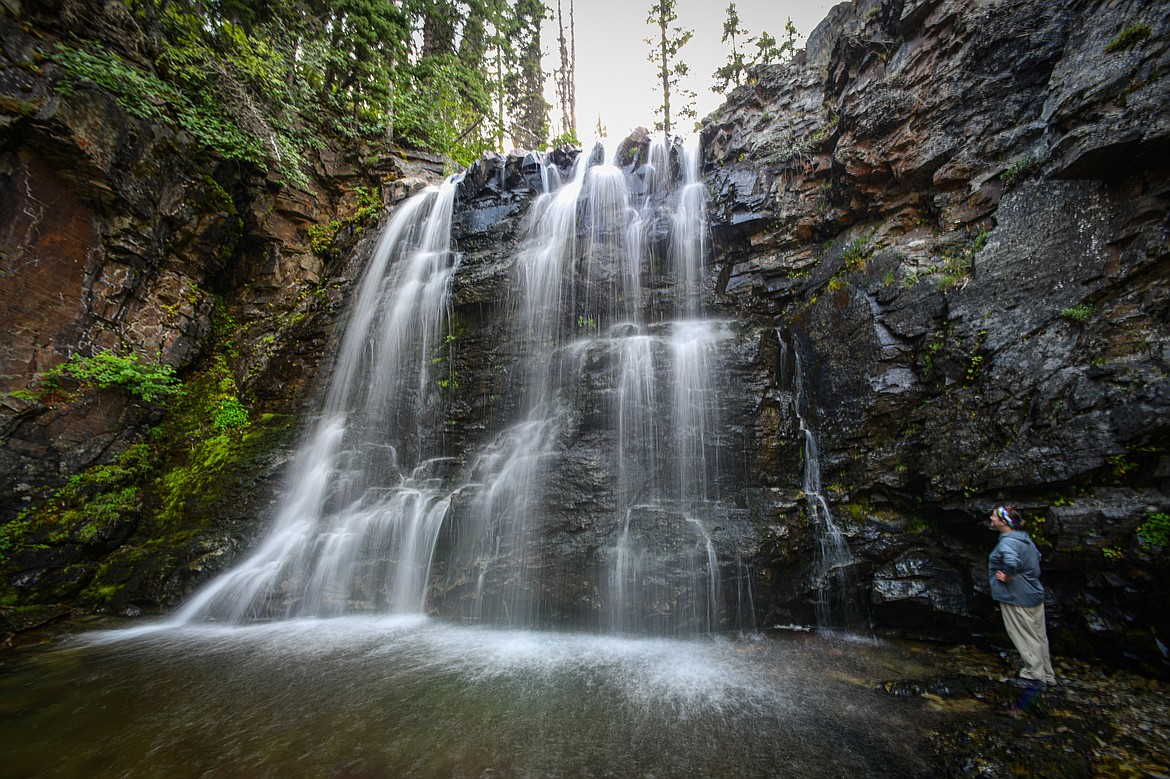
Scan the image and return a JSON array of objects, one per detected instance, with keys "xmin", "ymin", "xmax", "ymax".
[{"xmin": 987, "ymin": 530, "xmax": 1045, "ymax": 607}]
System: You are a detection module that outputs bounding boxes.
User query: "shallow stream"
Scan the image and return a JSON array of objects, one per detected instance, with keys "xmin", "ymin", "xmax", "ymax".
[{"xmin": 1, "ymin": 618, "xmax": 950, "ymax": 777}]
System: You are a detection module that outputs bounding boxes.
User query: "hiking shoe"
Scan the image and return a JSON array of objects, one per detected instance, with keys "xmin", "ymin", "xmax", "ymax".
[{"xmin": 1003, "ymin": 677, "xmax": 1048, "ymax": 691}]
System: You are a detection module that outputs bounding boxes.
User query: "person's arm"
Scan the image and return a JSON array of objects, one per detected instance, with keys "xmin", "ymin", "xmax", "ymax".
[{"xmin": 995, "ymin": 539, "xmax": 1021, "ymax": 582}]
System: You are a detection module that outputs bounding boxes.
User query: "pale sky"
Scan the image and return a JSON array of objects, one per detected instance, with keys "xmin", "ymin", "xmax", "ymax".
[{"xmin": 541, "ymin": 0, "xmax": 838, "ymax": 144}]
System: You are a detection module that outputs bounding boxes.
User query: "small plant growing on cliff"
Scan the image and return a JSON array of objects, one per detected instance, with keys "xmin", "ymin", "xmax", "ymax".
[
  {"xmin": 965, "ymin": 353, "xmax": 984, "ymax": 382},
  {"xmin": 1106, "ymin": 453, "xmax": 1136, "ymax": 478},
  {"xmin": 1137, "ymin": 510, "xmax": 1169, "ymax": 551},
  {"xmin": 308, "ymin": 186, "xmax": 384, "ymax": 258},
  {"xmin": 999, "ymin": 157, "xmax": 1032, "ymax": 188},
  {"xmin": 212, "ymin": 397, "xmax": 250, "ymax": 430},
  {"xmin": 841, "ymin": 236, "xmax": 870, "ymax": 270},
  {"xmin": 1105, "ymin": 23, "xmax": 1152, "ymax": 54},
  {"xmin": 1060, "ymin": 303, "xmax": 1093, "ymax": 322},
  {"xmin": 41, "ymin": 351, "xmax": 180, "ymax": 404}
]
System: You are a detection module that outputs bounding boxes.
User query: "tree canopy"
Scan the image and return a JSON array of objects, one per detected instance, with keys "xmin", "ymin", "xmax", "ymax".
[
  {"xmin": 59, "ymin": 0, "xmax": 554, "ymax": 177},
  {"xmin": 711, "ymin": 6, "xmax": 799, "ymax": 94}
]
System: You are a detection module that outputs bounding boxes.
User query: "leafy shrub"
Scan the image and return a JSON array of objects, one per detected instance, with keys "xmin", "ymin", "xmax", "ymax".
[
  {"xmin": 212, "ymin": 397, "xmax": 250, "ymax": 430},
  {"xmin": 1137, "ymin": 511, "xmax": 1169, "ymax": 550},
  {"xmin": 42, "ymin": 351, "xmax": 180, "ymax": 403}
]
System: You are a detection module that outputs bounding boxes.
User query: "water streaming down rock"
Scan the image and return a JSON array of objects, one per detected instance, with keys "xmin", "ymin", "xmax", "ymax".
[
  {"xmin": 175, "ymin": 180, "xmax": 463, "ymax": 621},
  {"xmin": 779, "ymin": 332, "xmax": 862, "ymax": 629},
  {"xmin": 176, "ymin": 140, "xmax": 743, "ymax": 635},
  {"xmin": 448, "ymin": 140, "xmax": 730, "ymax": 634}
]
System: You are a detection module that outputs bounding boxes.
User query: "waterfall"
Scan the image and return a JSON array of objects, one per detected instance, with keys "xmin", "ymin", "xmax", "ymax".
[
  {"xmin": 175, "ymin": 140, "xmax": 738, "ymax": 636},
  {"xmin": 602, "ymin": 142, "xmax": 726, "ymax": 636},
  {"xmin": 780, "ymin": 332, "xmax": 862, "ymax": 629},
  {"xmin": 175, "ymin": 180, "xmax": 462, "ymax": 622}
]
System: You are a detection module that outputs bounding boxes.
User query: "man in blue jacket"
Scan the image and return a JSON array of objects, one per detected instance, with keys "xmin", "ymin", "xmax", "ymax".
[{"xmin": 988, "ymin": 505, "xmax": 1056, "ymax": 688}]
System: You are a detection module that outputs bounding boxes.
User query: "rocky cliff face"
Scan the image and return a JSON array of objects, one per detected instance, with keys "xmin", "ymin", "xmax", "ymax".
[
  {"xmin": 0, "ymin": 1, "xmax": 443, "ymax": 623},
  {"xmin": 2, "ymin": 0, "xmax": 1167, "ymax": 675},
  {"xmin": 703, "ymin": 0, "xmax": 1169, "ymax": 671}
]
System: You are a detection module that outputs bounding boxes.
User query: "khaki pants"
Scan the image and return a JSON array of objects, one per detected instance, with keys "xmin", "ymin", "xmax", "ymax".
[{"xmin": 1000, "ymin": 602, "xmax": 1056, "ymax": 684}]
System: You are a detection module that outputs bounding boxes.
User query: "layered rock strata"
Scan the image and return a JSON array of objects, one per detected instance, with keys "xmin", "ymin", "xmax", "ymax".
[{"xmin": 703, "ymin": 0, "xmax": 1169, "ymax": 669}]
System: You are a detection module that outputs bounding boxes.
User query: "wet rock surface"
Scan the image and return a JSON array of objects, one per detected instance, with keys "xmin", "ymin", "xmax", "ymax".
[
  {"xmin": 702, "ymin": 0, "xmax": 1170, "ymax": 672},
  {"xmin": 879, "ymin": 643, "xmax": 1170, "ymax": 777},
  {"xmin": 0, "ymin": 6, "xmax": 445, "ymax": 611},
  {"xmin": 1, "ymin": 0, "xmax": 1168, "ymax": 689}
]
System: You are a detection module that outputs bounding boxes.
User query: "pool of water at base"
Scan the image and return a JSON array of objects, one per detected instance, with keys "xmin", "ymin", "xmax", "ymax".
[{"xmin": 0, "ymin": 616, "xmax": 949, "ymax": 778}]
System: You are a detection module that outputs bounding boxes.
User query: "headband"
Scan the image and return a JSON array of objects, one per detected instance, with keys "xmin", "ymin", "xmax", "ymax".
[{"xmin": 995, "ymin": 506, "xmax": 1016, "ymax": 529}]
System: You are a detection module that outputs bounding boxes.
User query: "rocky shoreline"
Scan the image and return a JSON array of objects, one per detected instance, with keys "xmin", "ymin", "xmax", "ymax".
[{"xmin": 886, "ymin": 642, "xmax": 1170, "ymax": 777}]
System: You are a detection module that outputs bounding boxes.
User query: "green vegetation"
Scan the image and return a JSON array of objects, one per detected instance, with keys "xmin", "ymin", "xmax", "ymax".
[
  {"xmin": 307, "ymin": 185, "xmax": 384, "ymax": 258},
  {"xmin": 0, "ymin": 297, "xmax": 294, "ymax": 610},
  {"xmin": 549, "ymin": 129, "xmax": 582, "ymax": 149},
  {"xmin": 48, "ymin": 0, "xmax": 554, "ymax": 177},
  {"xmin": 1106, "ymin": 453, "xmax": 1136, "ymax": 478},
  {"xmin": 815, "ymin": 235, "xmax": 871, "ymax": 295},
  {"xmin": 1060, "ymin": 303, "xmax": 1093, "ymax": 322},
  {"xmin": 429, "ymin": 314, "xmax": 465, "ymax": 395},
  {"xmin": 711, "ymin": 4, "xmax": 797, "ymax": 93},
  {"xmin": 155, "ymin": 370, "xmax": 259, "ymax": 524},
  {"xmin": 1137, "ymin": 510, "xmax": 1169, "ymax": 551},
  {"xmin": 965, "ymin": 353, "xmax": 984, "ymax": 382},
  {"xmin": 1105, "ymin": 23, "xmax": 1153, "ymax": 54},
  {"xmin": 923, "ymin": 231, "xmax": 988, "ymax": 291},
  {"xmin": 0, "ymin": 444, "xmax": 156, "ymax": 562},
  {"xmin": 646, "ymin": 0, "xmax": 697, "ymax": 139},
  {"xmin": 999, "ymin": 157, "xmax": 1032, "ymax": 187},
  {"xmin": 841, "ymin": 236, "xmax": 870, "ymax": 270},
  {"xmin": 40, "ymin": 351, "xmax": 181, "ymax": 404}
]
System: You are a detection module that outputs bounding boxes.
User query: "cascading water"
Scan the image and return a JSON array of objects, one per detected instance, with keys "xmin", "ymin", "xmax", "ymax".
[
  {"xmin": 780, "ymin": 332, "xmax": 862, "ymax": 629},
  {"xmin": 5, "ymin": 139, "xmax": 950, "ymax": 779},
  {"xmin": 175, "ymin": 179, "xmax": 463, "ymax": 622},
  {"xmin": 175, "ymin": 139, "xmax": 736, "ymax": 636}
]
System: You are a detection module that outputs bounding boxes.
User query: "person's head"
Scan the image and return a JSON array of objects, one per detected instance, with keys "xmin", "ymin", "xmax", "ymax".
[{"xmin": 988, "ymin": 505, "xmax": 1025, "ymax": 532}]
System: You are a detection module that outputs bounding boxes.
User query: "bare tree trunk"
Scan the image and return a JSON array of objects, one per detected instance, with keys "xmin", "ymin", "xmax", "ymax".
[
  {"xmin": 496, "ymin": 45, "xmax": 505, "ymax": 151},
  {"xmin": 557, "ymin": 0, "xmax": 571, "ymax": 137},
  {"xmin": 658, "ymin": 12, "xmax": 671, "ymax": 139},
  {"xmin": 568, "ymin": 0, "xmax": 577, "ymax": 135}
]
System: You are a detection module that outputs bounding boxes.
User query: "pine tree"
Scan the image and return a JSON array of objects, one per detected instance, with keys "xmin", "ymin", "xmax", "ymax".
[
  {"xmin": 507, "ymin": 0, "xmax": 549, "ymax": 150},
  {"xmin": 420, "ymin": 0, "xmax": 459, "ymax": 57},
  {"xmin": 753, "ymin": 18, "xmax": 798, "ymax": 65},
  {"xmin": 645, "ymin": 0, "xmax": 695, "ymax": 141},
  {"xmin": 712, "ymin": 3, "xmax": 748, "ymax": 93},
  {"xmin": 392, "ymin": 1, "xmax": 509, "ymax": 164}
]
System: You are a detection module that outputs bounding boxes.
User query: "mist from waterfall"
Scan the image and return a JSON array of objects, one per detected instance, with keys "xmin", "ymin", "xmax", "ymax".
[{"xmin": 174, "ymin": 140, "xmax": 736, "ymax": 636}]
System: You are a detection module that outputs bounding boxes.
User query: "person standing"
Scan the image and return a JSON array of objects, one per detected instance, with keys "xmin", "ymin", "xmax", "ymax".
[{"xmin": 987, "ymin": 505, "xmax": 1057, "ymax": 688}]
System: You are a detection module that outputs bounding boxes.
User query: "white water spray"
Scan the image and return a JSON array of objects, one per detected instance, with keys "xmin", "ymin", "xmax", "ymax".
[{"xmin": 177, "ymin": 139, "xmax": 741, "ymax": 636}]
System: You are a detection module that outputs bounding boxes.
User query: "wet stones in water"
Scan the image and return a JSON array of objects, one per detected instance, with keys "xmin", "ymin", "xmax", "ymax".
[{"xmin": 878, "ymin": 671, "xmax": 1170, "ymax": 777}]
